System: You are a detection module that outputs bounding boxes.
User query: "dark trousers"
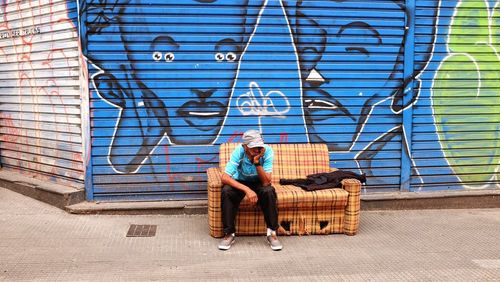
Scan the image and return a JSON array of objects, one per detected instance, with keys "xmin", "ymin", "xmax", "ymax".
[{"xmin": 221, "ymin": 181, "xmax": 279, "ymax": 235}]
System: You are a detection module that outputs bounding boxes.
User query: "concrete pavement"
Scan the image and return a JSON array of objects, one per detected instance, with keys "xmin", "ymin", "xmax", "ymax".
[{"xmin": 1, "ymin": 187, "xmax": 500, "ymax": 281}]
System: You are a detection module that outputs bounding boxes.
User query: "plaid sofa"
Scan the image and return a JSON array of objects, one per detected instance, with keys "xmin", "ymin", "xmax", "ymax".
[{"xmin": 207, "ymin": 143, "xmax": 361, "ymax": 238}]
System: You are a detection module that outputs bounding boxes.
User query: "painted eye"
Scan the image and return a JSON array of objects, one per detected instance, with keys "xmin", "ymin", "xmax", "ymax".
[
  {"xmin": 226, "ymin": 52, "xmax": 237, "ymax": 62},
  {"xmin": 164, "ymin": 52, "xmax": 175, "ymax": 62},
  {"xmin": 215, "ymin": 53, "xmax": 225, "ymax": 62},
  {"xmin": 345, "ymin": 47, "xmax": 369, "ymax": 56},
  {"xmin": 152, "ymin": 51, "xmax": 162, "ymax": 61}
]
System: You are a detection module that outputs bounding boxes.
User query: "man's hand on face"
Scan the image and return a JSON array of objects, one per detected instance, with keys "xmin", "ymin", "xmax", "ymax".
[
  {"xmin": 253, "ymin": 147, "xmax": 265, "ymax": 165},
  {"xmin": 246, "ymin": 190, "xmax": 258, "ymax": 205}
]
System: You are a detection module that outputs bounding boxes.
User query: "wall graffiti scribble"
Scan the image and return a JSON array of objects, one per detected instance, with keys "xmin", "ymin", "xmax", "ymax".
[
  {"xmin": 0, "ymin": 0, "xmax": 84, "ymax": 187},
  {"xmin": 236, "ymin": 81, "xmax": 291, "ymax": 119}
]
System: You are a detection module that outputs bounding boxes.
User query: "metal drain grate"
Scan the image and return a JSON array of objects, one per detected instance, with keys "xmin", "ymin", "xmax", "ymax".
[{"xmin": 126, "ymin": 225, "xmax": 157, "ymax": 237}]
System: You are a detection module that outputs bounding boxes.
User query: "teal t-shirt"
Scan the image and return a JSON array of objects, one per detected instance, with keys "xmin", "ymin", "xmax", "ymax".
[{"xmin": 224, "ymin": 145, "xmax": 274, "ymax": 182}]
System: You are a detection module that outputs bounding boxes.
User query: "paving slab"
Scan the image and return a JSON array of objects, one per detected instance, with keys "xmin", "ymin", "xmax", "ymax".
[{"xmin": 1, "ymin": 187, "xmax": 499, "ymax": 281}]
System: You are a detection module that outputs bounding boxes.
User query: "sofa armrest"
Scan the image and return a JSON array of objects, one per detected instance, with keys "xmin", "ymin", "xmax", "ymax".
[
  {"xmin": 329, "ymin": 167, "xmax": 361, "ymax": 235},
  {"xmin": 207, "ymin": 167, "xmax": 224, "ymax": 238},
  {"xmin": 341, "ymin": 178, "xmax": 362, "ymax": 235},
  {"xmin": 207, "ymin": 167, "xmax": 223, "ymax": 190}
]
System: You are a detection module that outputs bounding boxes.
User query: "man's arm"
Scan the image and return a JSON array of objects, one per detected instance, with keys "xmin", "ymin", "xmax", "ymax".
[
  {"xmin": 221, "ymin": 173, "xmax": 258, "ymax": 205},
  {"xmin": 253, "ymin": 148, "xmax": 272, "ymax": 186},
  {"xmin": 255, "ymin": 165, "xmax": 272, "ymax": 186}
]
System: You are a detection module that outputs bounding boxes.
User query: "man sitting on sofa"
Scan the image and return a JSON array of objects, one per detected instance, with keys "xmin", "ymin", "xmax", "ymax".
[{"xmin": 218, "ymin": 130, "xmax": 282, "ymax": 251}]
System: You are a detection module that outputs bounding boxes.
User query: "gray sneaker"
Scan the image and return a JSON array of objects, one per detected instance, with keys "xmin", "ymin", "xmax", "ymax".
[
  {"xmin": 218, "ymin": 234, "xmax": 235, "ymax": 250},
  {"xmin": 266, "ymin": 233, "xmax": 283, "ymax": 251}
]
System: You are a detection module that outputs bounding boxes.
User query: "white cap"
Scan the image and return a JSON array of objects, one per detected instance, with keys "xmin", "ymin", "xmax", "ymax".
[{"xmin": 242, "ymin": 130, "xmax": 264, "ymax": 148}]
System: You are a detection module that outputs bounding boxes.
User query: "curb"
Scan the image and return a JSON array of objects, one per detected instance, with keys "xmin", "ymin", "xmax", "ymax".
[
  {"xmin": 65, "ymin": 200, "xmax": 207, "ymax": 215},
  {"xmin": 2, "ymin": 170, "xmax": 499, "ymax": 214},
  {"xmin": 361, "ymin": 189, "xmax": 500, "ymax": 210},
  {"xmin": 65, "ymin": 189, "xmax": 500, "ymax": 215},
  {"xmin": 0, "ymin": 171, "xmax": 85, "ymax": 209}
]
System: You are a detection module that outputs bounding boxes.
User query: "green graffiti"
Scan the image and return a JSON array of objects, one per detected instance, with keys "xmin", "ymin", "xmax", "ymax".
[
  {"xmin": 433, "ymin": 0, "xmax": 499, "ymax": 184},
  {"xmin": 494, "ymin": 2, "xmax": 499, "ymax": 52}
]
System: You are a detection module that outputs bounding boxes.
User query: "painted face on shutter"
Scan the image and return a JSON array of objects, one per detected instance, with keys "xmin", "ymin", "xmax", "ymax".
[
  {"xmin": 119, "ymin": 1, "xmax": 246, "ymax": 145},
  {"xmin": 292, "ymin": 1, "xmax": 406, "ymax": 151}
]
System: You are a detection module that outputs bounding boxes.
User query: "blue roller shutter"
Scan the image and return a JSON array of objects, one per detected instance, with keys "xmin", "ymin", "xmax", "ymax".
[{"xmin": 82, "ymin": 0, "xmax": 449, "ymax": 200}]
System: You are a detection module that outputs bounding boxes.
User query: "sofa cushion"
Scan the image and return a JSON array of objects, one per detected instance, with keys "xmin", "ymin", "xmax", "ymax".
[
  {"xmin": 239, "ymin": 184, "xmax": 348, "ymax": 210},
  {"xmin": 219, "ymin": 143, "xmax": 330, "ymax": 182}
]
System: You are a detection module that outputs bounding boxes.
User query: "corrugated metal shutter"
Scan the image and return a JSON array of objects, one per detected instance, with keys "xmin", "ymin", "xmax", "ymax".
[
  {"xmin": 0, "ymin": 0, "xmax": 83, "ymax": 188},
  {"xmin": 83, "ymin": 0, "xmax": 415, "ymax": 201},
  {"xmin": 412, "ymin": 0, "xmax": 499, "ymax": 190},
  {"xmin": 83, "ymin": 0, "xmax": 259, "ymax": 200},
  {"xmin": 285, "ymin": 0, "xmax": 408, "ymax": 192}
]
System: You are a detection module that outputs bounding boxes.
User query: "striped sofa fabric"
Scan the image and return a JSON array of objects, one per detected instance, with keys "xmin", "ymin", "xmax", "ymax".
[{"xmin": 208, "ymin": 143, "xmax": 361, "ymax": 238}]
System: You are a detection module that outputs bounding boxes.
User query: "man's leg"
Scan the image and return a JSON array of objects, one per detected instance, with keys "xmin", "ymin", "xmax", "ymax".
[
  {"xmin": 252, "ymin": 183, "xmax": 282, "ymax": 251},
  {"xmin": 253, "ymin": 184, "xmax": 279, "ymax": 232},
  {"xmin": 221, "ymin": 184, "xmax": 246, "ymax": 235}
]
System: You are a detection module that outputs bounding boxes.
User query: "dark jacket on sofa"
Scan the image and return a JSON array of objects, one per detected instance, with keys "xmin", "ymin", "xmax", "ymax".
[{"xmin": 280, "ymin": 170, "xmax": 366, "ymax": 191}]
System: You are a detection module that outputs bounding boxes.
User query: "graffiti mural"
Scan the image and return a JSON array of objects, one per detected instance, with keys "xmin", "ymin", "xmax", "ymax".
[
  {"xmin": 82, "ymin": 0, "xmax": 269, "ymax": 174},
  {"xmin": 216, "ymin": 0, "xmax": 309, "ymax": 145},
  {"xmin": 78, "ymin": 0, "xmax": 499, "ymax": 198},
  {"xmin": 287, "ymin": 0, "xmax": 438, "ymax": 187},
  {"xmin": 432, "ymin": 0, "xmax": 499, "ymax": 186}
]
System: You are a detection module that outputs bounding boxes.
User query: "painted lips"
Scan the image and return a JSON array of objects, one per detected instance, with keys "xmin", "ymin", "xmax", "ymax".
[
  {"xmin": 304, "ymin": 89, "xmax": 355, "ymax": 122},
  {"xmin": 176, "ymin": 100, "xmax": 226, "ymax": 131}
]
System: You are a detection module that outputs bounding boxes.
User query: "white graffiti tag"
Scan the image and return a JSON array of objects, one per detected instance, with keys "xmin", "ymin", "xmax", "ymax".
[{"xmin": 236, "ymin": 81, "xmax": 290, "ymax": 118}]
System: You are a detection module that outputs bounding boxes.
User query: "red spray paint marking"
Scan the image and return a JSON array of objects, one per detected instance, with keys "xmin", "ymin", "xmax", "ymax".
[
  {"xmin": 164, "ymin": 145, "xmax": 176, "ymax": 182},
  {"xmin": 228, "ymin": 131, "xmax": 244, "ymax": 143},
  {"xmin": 0, "ymin": 113, "xmax": 20, "ymax": 142},
  {"xmin": 279, "ymin": 133, "xmax": 289, "ymax": 143},
  {"xmin": 195, "ymin": 156, "xmax": 217, "ymax": 171},
  {"xmin": 0, "ymin": 1, "xmax": 85, "ymax": 185}
]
